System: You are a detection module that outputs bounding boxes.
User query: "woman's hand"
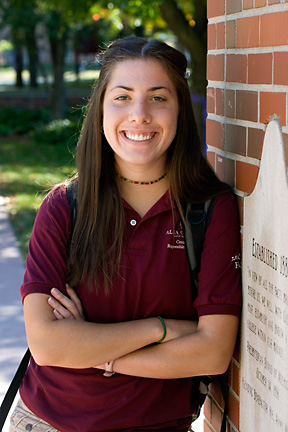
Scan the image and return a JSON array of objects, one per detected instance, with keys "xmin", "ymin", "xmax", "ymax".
[{"xmin": 48, "ymin": 285, "xmax": 85, "ymax": 321}]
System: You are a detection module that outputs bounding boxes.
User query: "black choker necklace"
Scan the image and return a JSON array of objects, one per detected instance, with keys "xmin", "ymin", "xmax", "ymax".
[{"xmin": 116, "ymin": 172, "xmax": 167, "ymax": 185}]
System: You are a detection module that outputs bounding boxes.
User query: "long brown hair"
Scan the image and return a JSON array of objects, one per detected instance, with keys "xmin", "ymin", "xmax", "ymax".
[{"xmin": 67, "ymin": 36, "xmax": 229, "ymax": 293}]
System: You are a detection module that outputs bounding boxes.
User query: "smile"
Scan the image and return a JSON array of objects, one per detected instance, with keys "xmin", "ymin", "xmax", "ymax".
[{"xmin": 124, "ymin": 132, "xmax": 155, "ymax": 141}]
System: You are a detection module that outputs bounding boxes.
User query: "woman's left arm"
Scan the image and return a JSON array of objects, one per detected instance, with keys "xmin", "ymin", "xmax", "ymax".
[{"xmin": 109, "ymin": 313, "xmax": 238, "ymax": 379}]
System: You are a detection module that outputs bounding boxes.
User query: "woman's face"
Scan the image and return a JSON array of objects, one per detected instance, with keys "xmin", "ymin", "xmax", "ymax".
[{"xmin": 102, "ymin": 58, "xmax": 179, "ymax": 175}]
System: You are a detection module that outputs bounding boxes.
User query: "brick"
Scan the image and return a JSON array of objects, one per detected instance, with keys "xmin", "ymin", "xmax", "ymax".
[
  {"xmin": 237, "ymin": 16, "xmax": 260, "ymax": 48},
  {"xmin": 207, "ymin": 0, "xmax": 225, "ymax": 18},
  {"xmin": 225, "ymin": 158, "xmax": 236, "ymax": 187},
  {"xmin": 207, "ymin": 54, "xmax": 225, "ymax": 81},
  {"xmin": 226, "ymin": 55, "xmax": 247, "ymax": 83},
  {"xmin": 236, "ymin": 90, "xmax": 258, "ymax": 122},
  {"xmin": 227, "ymin": 0, "xmax": 242, "ymax": 14},
  {"xmin": 230, "ymin": 361, "xmax": 240, "ymax": 397},
  {"xmin": 226, "ymin": 20, "xmax": 236, "ymax": 49},
  {"xmin": 216, "ymin": 155, "xmax": 235, "ymax": 186},
  {"xmin": 260, "ymin": 12, "xmax": 288, "ymax": 47},
  {"xmin": 228, "ymin": 363, "xmax": 233, "ymax": 388},
  {"xmin": 207, "ymin": 151, "xmax": 216, "ymax": 169},
  {"xmin": 208, "ymin": 24, "xmax": 216, "ymax": 51},
  {"xmin": 209, "ymin": 381, "xmax": 225, "ymax": 408},
  {"xmin": 204, "ymin": 395, "xmax": 212, "ymax": 423},
  {"xmin": 206, "ymin": 119, "xmax": 225, "ymax": 149},
  {"xmin": 248, "ymin": 53, "xmax": 273, "ymax": 85},
  {"xmin": 217, "ymin": 22, "xmax": 226, "ymax": 49},
  {"xmin": 236, "ymin": 195, "xmax": 244, "ymax": 227},
  {"xmin": 248, "ymin": 127, "xmax": 264, "ymax": 159},
  {"xmin": 225, "ymin": 89, "xmax": 236, "ymax": 118},
  {"xmin": 260, "ymin": 92, "xmax": 286, "ymax": 126},
  {"xmin": 243, "ymin": 0, "xmax": 254, "ymax": 8},
  {"xmin": 216, "ymin": 88, "xmax": 225, "ymax": 116},
  {"xmin": 204, "ymin": 421, "xmax": 213, "ymax": 432},
  {"xmin": 274, "ymin": 52, "xmax": 288, "ymax": 85},
  {"xmin": 234, "ymin": 335, "xmax": 241, "ymax": 363},
  {"xmin": 211, "ymin": 399, "xmax": 224, "ymax": 431},
  {"xmin": 215, "ymin": 155, "xmax": 225, "ymax": 181},
  {"xmin": 228, "ymin": 392, "xmax": 240, "ymax": 430},
  {"xmin": 225, "ymin": 124, "xmax": 246, "ymax": 156},
  {"xmin": 236, "ymin": 161, "xmax": 259, "ymax": 193},
  {"xmin": 206, "ymin": 87, "xmax": 215, "ymax": 114},
  {"xmin": 268, "ymin": 0, "xmax": 280, "ymax": 3},
  {"xmin": 255, "ymin": 0, "xmax": 266, "ymax": 6}
]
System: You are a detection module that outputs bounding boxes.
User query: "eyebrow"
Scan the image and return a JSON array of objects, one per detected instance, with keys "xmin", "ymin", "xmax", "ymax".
[{"xmin": 110, "ymin": 85, "xmax": 172, "ymax": 93}]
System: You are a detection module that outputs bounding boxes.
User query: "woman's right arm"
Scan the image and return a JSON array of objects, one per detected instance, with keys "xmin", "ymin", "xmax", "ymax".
[
  {"xmin": 24, "ymin": 292, "xmax": 162, "ymax": 368},
  {"xmin": 24, "ymin": 292, "xmax": 196, "ymax": 369}
]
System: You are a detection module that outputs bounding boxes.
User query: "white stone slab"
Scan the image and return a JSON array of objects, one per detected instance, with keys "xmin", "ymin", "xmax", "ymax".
[{"xmin": 240, "ymin": 118, "xmax": 288, "ymax": 431}]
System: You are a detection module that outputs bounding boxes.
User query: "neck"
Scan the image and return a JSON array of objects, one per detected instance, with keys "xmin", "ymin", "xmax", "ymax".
[{"xmin": 116, "ymin": 172, "xmax": 170, "ymax": 218}]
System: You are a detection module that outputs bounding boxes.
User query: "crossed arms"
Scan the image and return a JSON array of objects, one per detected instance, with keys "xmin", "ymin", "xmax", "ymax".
[{"xmin": 24, "ymin": 286, "xmax": 239, "ymax": 379}]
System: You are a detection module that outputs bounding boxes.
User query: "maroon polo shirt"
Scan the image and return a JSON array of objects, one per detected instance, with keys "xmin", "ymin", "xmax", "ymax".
[{"xmin": 20, "ymin": 186, "xmax": 241, "ymax": 432}]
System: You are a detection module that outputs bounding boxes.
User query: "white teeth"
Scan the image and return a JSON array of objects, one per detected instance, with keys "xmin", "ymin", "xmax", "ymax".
[{"xmin": 125, "ymin": 132, "xmax": 154, "ymax": 141}]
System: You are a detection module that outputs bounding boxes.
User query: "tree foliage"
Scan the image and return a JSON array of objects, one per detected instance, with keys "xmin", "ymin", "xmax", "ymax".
[
  {"xmin": 0, "ymin": 0, "xmax": 207, "ymax": 118},
  {"xmin": 97, "ymin": 0, "xmax": 207, "ymax": 95}
]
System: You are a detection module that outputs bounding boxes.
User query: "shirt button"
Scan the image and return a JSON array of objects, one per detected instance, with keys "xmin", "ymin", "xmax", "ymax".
[{"xmin": 130, "ymin": 219, "xmax": 137, "ymax": 226}]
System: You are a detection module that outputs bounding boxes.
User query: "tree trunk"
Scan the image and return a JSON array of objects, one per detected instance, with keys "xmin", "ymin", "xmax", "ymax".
[
  {"xmin": 11, "ymin": 29, "xmax": 23, "ymax": 87},
  {"xmin": 47, "ymin": 11, "xmax": 68, "ymax": 119},
  {"xmin": 25, "ymin": 25, "xmax": 38, "ymax": 88},
  {"xmin": 160, "ymin": 0, "xmax": 207, "ymax": 96}
]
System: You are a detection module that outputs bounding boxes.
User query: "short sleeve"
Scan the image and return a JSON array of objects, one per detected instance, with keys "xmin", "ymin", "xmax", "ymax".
[
  {"xmin": 193, "ymin": 192, "xmax": 242, "ymax": 317},
  {"xmin": 20, "ymin": 185, "xmax": 71, "ymax": 301}
]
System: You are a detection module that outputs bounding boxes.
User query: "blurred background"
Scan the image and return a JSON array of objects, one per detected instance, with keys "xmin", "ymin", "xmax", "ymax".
[
  {"xmin": 0, "ymin": 2, "xmax": 207, "ymax": 430},
  {"xmin": 0, "ymin": 0, "xmax": 208, "ymax": 256}
]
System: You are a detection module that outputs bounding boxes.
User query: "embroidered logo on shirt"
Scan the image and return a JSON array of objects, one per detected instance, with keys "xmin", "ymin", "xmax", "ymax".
[
  {"xmin": 232, "ymin": 253, "xmax": 241, "ymax": 269},
  {"xmin": 166, "ymin": 229, "xmax": 185, "ymax": 250}
]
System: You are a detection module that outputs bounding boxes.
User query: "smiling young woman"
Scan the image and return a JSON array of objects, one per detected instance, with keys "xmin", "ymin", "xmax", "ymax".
[
  {"xmin": 103, "ymin": 59, "xmax": 179, "ymax": 175},
  {"xmin": 11, "ymin": 36, "xmax": 242, "ymax": 432}
]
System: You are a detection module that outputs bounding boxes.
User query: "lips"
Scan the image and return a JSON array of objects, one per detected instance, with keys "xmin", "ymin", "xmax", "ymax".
[{"xmin": 124, "ymin": 131, "xmax": 156, "ymax": 141}]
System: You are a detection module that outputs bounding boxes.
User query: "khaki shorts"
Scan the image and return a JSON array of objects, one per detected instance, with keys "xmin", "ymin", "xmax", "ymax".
[{"xmin": 10, "ymin": 398, "xmax": 59, "ymax": 432}]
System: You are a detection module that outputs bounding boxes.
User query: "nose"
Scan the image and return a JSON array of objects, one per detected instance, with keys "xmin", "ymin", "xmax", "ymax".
[{"xmin": 128, "ymin": 100, "xmax": 152, "ymax": 124}]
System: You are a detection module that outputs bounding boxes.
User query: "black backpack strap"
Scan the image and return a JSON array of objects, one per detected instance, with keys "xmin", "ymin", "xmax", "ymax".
[
  {"xmin": 184, "ymin": 198, "xmax": 215, "ymax": 297},
  {"xmin": 219, "ymin": 371, "xmax": 229, "ymax": 432},
  {"xmin": 66, "ymin": 180, "xmax": 78, "ymax": 234},
  {"xmin": 184, "ymin": 197, "xmax": 228, "ymax": 431},
  {"xmin": 0, "ymin": 348, "xmax": 31, "ymax": 430}
]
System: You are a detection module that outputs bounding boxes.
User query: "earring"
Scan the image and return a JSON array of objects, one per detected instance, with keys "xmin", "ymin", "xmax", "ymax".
[{"xmin": 185, "ymin": 70, "xmax": 191, "ymax": 79}]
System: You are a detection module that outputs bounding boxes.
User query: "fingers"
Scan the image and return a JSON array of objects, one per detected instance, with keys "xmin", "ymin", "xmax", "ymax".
[
  {"xmin": 48, "ymin": 293, "xmax": 75, "ymax": 320},
  {"xmin": 66, "ymin": 284, "xmax": 84, "ymax": 318},
  {"xmin": 48, "ymin": 287, "xmax": 84, "ymax": 321}
]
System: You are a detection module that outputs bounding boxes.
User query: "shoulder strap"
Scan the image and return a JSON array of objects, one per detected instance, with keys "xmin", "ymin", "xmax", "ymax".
[
  {"xmin": 66, "ymin": 180, "xmax": 78, "ymax": 236},
  {"xmin": 184, "ymin": 197, "xmax": 228, "ymax": 432},
  {"xmin": 0, "ymin": 348, "xmax": 31, "ymax": 430},
  {"xmin": 184, "ymin": 198, "xmax": 215, "ymax": 298}
]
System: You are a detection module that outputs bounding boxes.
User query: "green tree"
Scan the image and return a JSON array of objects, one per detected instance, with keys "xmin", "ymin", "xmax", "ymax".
[
  {"xmin": 37, "ymin": 0, "xmax": 117, "ymax": 119},
  {"xmin": 97, "ymin": 0, "xmax": 207, "ymax": 96},
  {"xmin": 0, "ymin": 0, "xmax": 39, "ymax": 87},
  {"xmin": 160, "ymin": 0, "xmax": 207, "ymax": 96}
]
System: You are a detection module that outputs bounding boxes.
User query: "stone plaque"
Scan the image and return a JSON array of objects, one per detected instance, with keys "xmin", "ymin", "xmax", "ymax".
[{"xmin": 240, "ymin": 118, "xmax": 288, "ymax": 431}]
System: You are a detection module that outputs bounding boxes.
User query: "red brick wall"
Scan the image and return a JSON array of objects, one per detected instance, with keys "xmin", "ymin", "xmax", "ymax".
[{"xmin": 205, "ymin": 1, "xmax": 288, "ymax": 431}]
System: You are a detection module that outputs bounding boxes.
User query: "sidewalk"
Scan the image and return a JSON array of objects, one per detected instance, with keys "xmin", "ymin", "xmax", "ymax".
[{"xmin": 0, "ymin": 196, "xmax": 26, "ymax": 431}]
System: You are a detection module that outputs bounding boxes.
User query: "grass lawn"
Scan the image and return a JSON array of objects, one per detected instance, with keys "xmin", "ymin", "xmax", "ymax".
[{"xmin": 0, "ymin": 137, "xmax": 76, "ymax": 259}]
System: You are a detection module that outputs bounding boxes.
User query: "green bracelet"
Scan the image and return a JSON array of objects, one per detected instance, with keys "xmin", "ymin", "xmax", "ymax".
[{"xmin": 156, "ymin": 316, "xmax": 166, "ymax": 343}]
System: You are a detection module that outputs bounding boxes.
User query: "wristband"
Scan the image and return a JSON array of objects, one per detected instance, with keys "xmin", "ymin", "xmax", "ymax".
[
  {"xmin": 156, "ymin": 316, "xmax": 166, "ymax": 343},
  {"xmin": 103, "ymin": 360, "xmax": 115, "ymax": 377}
]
